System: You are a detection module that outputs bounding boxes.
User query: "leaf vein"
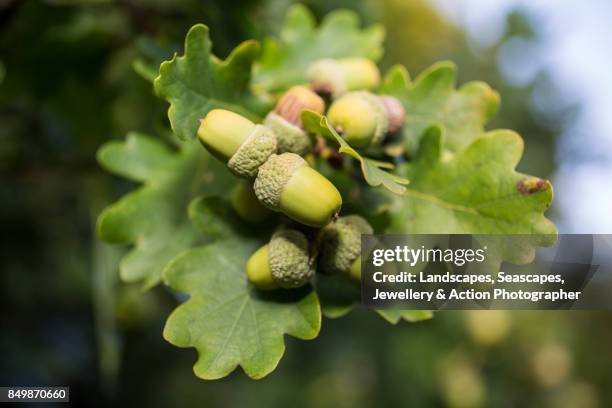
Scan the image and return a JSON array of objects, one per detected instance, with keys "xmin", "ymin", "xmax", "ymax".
[{"xmin": 209, "ymin": 295, "xmax": 249, "ymax": 369}]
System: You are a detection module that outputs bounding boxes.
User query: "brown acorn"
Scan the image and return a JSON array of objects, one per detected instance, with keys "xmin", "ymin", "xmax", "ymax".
[{"xmin": 264, "ymin": 86, "xmax": 325, "ymax": 155}]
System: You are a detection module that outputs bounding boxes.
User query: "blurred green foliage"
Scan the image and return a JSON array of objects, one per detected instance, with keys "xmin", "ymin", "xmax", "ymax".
[{"xmin": 0, "ymin": 0, "xmax": 608, "ymax": 406}]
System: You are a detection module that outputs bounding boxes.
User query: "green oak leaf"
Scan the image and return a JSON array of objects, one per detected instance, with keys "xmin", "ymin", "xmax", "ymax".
[
  {"xmin": 253, "ymin": 4, "xmax": 384, "ymax": 94},
  {"xmin": 317, "ymin": 160, "xmax": 394, "ymax": 218},
  {"xmin": 316, "ymin": 273, "xmax": 433, "ymax": 323},
  {"xmin": 315, "ymin": 274, "xmax": 360, "ymax": 319},
  {"xmin": 97, "ymin": 133, "xmax": 234, "ymax": 288},
  {"xmin": 388, "ymin": 126, "xmax": 556, "ymax": 257},
  {"xmin": 163, "ymin": 240, "xmax": 321, "ymax": 380},
  {"xmin": 154, "ymin": 24, "xmax": 260, "ymax": 140},
  {"xmin": 376, "ymin": 310, "xmax": 434, "ymax": 324},
  {"xmin": 188, "ymin": 196, "xmax": 247, "ymax": 240},
  {"xmin": 302, "ymin": 110, "xmax": 409, "ymax": 194},
  {"xmin": 380, "ymin": 62, "xmax": 500, "ymax": 155},
  {"xmin": 188, "ymin": 195, "xmax": 276, "ymax": 240},
  {"xmin": 133, "ymin": 59, "xmax": 158, "ymax": 83},
  {"xmin": 133, "ymin": 36, "xmax": 173, "ymax": 83}
]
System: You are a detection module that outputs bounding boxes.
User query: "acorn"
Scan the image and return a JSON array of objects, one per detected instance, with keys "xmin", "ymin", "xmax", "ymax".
[
  {"xmin": 327, "ymin": 91, "xmax": 405, "ymax": 148},
  {"xmin": 348, "ymin": 255, "xmax": 362, "ymax": 282},
  {"xmin": 231, "ymin": 181, "xmax": 271, "ymax": 224},
  {"xmin": 318, "ymin": 215, "xmax": 373, "ymax": 281},
  {"xmin": 307, "ymin": 58, "xmax": 380, "ymax": 97},
  {"xmin": 264, "ymin": 86, "xmax": 324, "ymax": 155},
  {"xmin": 273, "ymin": 85, "xmax": 325, "ymax": 128},
  {"xmin": 253, "ymin": 153, "xmax": 342, "ymax": 227},
  {"xmin": 246, "ymin": 230, "xmax": 314, "ymax": 290},
  {"xmin": 197, "ymin": 109, "xmax": 277, "ymax": 178},
  {"xmin": 379, "ymin": 95, "xmax": 406, "ymax": 134}
]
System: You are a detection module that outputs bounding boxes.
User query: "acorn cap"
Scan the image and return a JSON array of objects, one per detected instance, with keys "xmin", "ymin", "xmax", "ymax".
[
  {"xmin": 254, "ymin": 153, "xmax": 306, "ymax": 210},
  {"xmin": 379, "ymin": 95, "xmax": 406, "ymax": 134},
  {"xmin": 318, "ymin": 215, "xmax": 373, "ymax": 275},
  {"xmin": 227, "ymin": 124, "xmax": 277, "ymax": 178},
  {"xmin": 254, "ymin": 153, "xmax": 342, "ymax": 227},
  {"xmin": 274, "ymin": 85, "xmax": 325, "ymax": 127},
  {"xmin": 327, "ymin": 91, "xmax": 389, "ymax": 148},
  {"xmin": 268, "ymin": 230, "xmax": 313, "ymax": 288},
  {"xmin": 264, "ymin": 112, "xmax": 312, "ymax": 155}
]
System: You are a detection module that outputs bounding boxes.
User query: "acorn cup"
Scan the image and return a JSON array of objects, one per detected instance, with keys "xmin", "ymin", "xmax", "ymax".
[
  {"xmin": 327, "ymin": 91, "xmax": 405, "ymax": 149},
  {"xmin": 264, "ymin": 86, "xmax": 325, "ymax": 156},
  {"xmin": 307, "ymin": 57, "xmax": 381, "ymax": 97},
  {"xmin": 253, "ymin": 153, "xmax": 342, "ymax": 228},
  {"xmin": 318, "ymin": 215, "xmax": 373, "ymax": 282},
  {"xmin": 197, "ymin": 109, "xmax": 277, "ymax": 178},
  {"xmin": 247, "ymin": 230, "xmax": 314, "ymax": 290}
]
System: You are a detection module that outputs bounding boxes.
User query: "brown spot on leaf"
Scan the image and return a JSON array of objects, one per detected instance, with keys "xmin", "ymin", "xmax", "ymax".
[{"xmin": 517, "ymin": 177, "xmax": 549, "ymax": 195}]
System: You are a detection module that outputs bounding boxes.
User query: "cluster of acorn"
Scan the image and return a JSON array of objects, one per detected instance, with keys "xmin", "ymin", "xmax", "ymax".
[{"xmin": 196, "ymin": 57, "xmax": 405, "ymax": 290}]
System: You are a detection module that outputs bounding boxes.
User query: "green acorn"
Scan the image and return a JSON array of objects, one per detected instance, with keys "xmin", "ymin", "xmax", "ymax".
[
  {"xmin": 327, "ymin": 91, "xmax": 405, "ymax": 148},
  {"xmin": 197, "ymin": 109, "xmax": 277, "ymax": 178},
  {"xmin": 307, "ymin": 58, "xmax": 380, "ymax": 97},
  {"xmin": 264, "ymin": 86, "xmax": 324, "ymax": 155},
  {"xmin": 348, "ymin": 255, "xmax": 362, "ymax": 282},
  {"xmin": 318, "ymin": 215, "xmax": 373, "ymax": 281},
  {"xmin": 253, "ymin": 153, "xmax": 342, "ymax": 227},
  {"xmin": 246, "ymin": 230, "xmax": 314, "ymax": 289},
  {"xmin": 231, "ymin": 181, "xmax": 271, "ymax": 224}
]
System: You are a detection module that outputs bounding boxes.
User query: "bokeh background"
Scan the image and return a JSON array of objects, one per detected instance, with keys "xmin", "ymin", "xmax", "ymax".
[{"xmin": 1, "ymin": 0, "xmax": 611, "ymax": 406}]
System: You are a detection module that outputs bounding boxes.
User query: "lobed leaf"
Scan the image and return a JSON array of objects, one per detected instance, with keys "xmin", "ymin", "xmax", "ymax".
[
  {"xmin": 388, "ymin": 126, "xmax": 556, "ymax": 272},
  {"xmin": 301, "ymin": 110, "xmax": 409, "ymax": 194},
  {"xmin": 316, "ymin": 271, "xmax": 433, "ymax": 323},
  {"xmin": 163, "ymin": 240, "xmax": 321, "ymax": 379},
  {"xmin": 376, "ymin": 310, "xmax": 434, "ymax": 324},
  {"xmin": 253, "ymin": 4, "xmax": 384, "ymax": 94},
  {"xmin": 97, "ymin": 133, "xmax": 234, "ymax": 288},
  {"xmin": 315, "ymin": 274, "xmax": 360, "ymax": 319},
  {"xmin": 154, "ymin": 24, "xmax": 260, "ymax": 140},
  {"xmin": 391, "ymin": 126, "xmax": 555, "ymax": 236},
  {"xmin": 380, "ymin": 62, "xmax": 500, "ymax": 155}
]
